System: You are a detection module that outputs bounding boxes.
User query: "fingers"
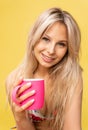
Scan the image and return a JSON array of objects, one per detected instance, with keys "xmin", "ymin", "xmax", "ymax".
[
  {"xmin": 12, "ymin": 78, "xmax": 35, "ymax": 111},
  {"xmin": 14, "ymin": 77, "xmax": 23, "ymax": 87},
  {"xmin": 12, "ymin": 99, "xmax": 35, "ymax": 112},
  {"xmin": 17, "ymin": 82, "xmax": 32, "ymax": 95},
  {"xmin": 21, "ymin": 99, "xmax": 35, "ymax": 110},
  {"xmin": 18, "ymin": 90, "xmax": 35, "ymax": 102}
]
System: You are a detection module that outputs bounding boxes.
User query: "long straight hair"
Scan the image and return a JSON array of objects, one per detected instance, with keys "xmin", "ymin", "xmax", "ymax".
[{"xmin": 8, "ymin": 8, "xmax": 82, "ymax": 130}]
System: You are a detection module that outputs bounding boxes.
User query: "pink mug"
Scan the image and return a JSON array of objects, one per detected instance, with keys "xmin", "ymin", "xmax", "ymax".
[{"xmin": 12, "ymin": 79, "xmax": 44, "ymax": 110}]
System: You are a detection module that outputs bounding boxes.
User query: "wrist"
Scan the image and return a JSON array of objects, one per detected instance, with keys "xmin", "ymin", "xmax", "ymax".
[
  {"xmin": 16, "ymin": 118, "xmax": 35, "ymax": 130},
  {"xmin": 15, "ymin": 115, "xmax": 30, "ymax": 123},
  {"xmin": 14, "ymin": 110, "xmax": 30, "ymax": 122}
]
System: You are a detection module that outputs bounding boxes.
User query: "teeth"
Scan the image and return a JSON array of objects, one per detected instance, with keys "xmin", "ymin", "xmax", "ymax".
[
  {"xmin": 43, "ymin": 54, "xmax": 53, "ymax": 59},
  {"xmin": 44, "ymin": 55, "xmax": 51, "ymax": 59},
  {"xmin": 42, "ymin": 53, "xmax": 54, "ymax": 62}
]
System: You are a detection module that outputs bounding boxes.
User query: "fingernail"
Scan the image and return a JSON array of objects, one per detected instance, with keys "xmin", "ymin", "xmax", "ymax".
[
  {"xmin": 31, "ymin": 90, "xmax": 36, "ymax": 94},
  {"xmin": 31, "ymin": 99, "xmax": 35, "ymax": 103},
  {"xmin": 26, "ymin": 82, "xmax": 31, "ymax": 86}
]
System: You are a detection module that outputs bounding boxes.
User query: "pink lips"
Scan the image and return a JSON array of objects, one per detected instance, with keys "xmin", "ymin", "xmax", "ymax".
[{"xmin": 41, "ymin": 53, "xmax": 55, "ymax": 63}]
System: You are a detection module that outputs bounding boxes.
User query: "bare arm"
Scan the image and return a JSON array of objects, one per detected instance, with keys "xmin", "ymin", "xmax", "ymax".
[
  {"xmin": 63, "ymin": 77, "xmax": 83, "ymax": 130},
  {"xmin": 5, "ymin": 74, "xmax": 36, "ymax": 130}
]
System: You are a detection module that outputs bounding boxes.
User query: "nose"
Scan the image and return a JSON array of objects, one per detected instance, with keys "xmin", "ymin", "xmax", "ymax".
[{"xmin": 47, "ymin": 43, "xmax": 55, "ymax": 54}]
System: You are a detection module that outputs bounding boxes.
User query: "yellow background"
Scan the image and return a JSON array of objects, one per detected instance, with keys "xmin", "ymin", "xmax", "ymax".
[{"xmin": 0, "ymin": 0, "xmax": 88, "ymax": 129}]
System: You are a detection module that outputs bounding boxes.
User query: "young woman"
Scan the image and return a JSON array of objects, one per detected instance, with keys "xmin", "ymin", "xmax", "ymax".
[{"xmin": 5, "ymin": 7, "xmax": 83, "ymax": 130}]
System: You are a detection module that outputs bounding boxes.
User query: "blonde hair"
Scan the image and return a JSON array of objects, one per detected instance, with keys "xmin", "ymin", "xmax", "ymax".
[{"xmin": 7, "ymin": 7, "xmax": 82, "ymax": 130}]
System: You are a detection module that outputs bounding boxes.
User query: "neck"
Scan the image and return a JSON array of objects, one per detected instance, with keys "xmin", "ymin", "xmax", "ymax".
[{"xmin": 34, "ymin": 65, "xmax": 49, "ymax": 79}]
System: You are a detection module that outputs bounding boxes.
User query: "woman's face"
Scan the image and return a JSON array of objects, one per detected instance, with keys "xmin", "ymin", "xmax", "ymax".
[{"xmin": 34, "ymin": 22, "xmax": 68, "ymax": 68}]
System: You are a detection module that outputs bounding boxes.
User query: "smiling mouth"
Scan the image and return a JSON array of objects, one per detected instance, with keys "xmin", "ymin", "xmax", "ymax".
[{"xmin": 41, "ymin": 53, "xmax": 55, "ymax": 63}]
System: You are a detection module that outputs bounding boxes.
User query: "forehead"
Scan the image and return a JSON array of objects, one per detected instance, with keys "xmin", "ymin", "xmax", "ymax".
[{"xmin": 44, "ymin": 22, "xmax": 68, "ymax": 40}]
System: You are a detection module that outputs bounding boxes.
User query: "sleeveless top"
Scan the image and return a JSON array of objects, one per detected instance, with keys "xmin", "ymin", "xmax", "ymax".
[
  {"xmin": 28, "ymin": 110, "xmax": 54, "ymax": 122},
  {"xmin": 10, "ymin": 110, "xmax": 55, "ymax": 129}
]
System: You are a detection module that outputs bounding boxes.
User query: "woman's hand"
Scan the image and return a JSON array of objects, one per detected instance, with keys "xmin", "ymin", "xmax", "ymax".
[
  {"xmin": 11, "ymin": 78, "xmax": 35, "ymax": 122},
  {"xmin": 6, "ymin": 76, "xmax": 36, "ymax": 130}
]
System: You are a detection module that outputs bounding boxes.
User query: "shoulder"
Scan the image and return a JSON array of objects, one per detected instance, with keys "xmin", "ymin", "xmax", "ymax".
[
  {"xmin": 5, "ymin": 69, "xmax": 17, "ymax": 103},
  {"xmin": 63, "ymin": 68, "xmax": 83, "ymax": 129},
  {"xmin": 66, "ymin": 65, "xmax": 83, "ymax": 108},
  {"xmin": 5, "ymin": 68, "xmax": 18, "ymax": 96},
  {"xmin": 76, "ymin": 66, "xmax": 83, "ymax": 94},
  {"xmin": 5, "ymin": 64, "xmax": 25, "ymax": 96}
]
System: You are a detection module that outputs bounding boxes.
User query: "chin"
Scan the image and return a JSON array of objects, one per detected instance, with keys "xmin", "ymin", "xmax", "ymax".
[{"xmin": 41, "ymin": 62, "xmax": 55, "ymax": 68}]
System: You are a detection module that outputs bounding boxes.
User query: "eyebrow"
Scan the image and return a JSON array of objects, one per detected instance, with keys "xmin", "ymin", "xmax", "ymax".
[{"xmin": 44, "ymin": 33, "xmax": 68, "ymax": 44}]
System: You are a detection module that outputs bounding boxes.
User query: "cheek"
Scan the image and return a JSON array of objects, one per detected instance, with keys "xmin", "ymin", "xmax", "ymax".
[
  {"xmin": 35, "ymin": 42, "xmax": 45, "ymax": 51},
  {"xmin": 56, "ymin": 49, "xmax": 67, "ymax": 58}
]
